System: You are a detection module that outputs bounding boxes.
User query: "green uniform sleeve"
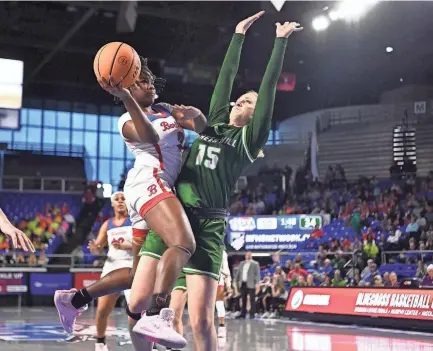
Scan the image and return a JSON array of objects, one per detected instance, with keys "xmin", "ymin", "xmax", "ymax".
[
  {"xmin": 242, "ymin": 37, "xmax": 288, "ymax": 161},
  {"xmin": 208, "ymin": 33, "xmax": 245, "ymax": 126}
]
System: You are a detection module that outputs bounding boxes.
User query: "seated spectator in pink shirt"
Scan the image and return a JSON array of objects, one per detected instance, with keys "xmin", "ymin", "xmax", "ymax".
[{"xmin": 421, "ymin": 264, "xmax": 433, "ymax": 287}]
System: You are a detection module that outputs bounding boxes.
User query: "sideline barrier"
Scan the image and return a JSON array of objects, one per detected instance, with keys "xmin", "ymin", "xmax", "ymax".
[{"xmin": 284, "ymin": 287, "xmax": 433, "ymax": 332}]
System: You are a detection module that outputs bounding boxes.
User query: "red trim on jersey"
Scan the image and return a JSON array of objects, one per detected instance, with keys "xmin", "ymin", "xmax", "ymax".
[
  {"xmin": 132, "ymin": 228, "xmax": 149, "ymax": 238},
  {"xmin": 153, "ymin": 167, "xmax": 167, "ymax": 193},
  {"xmin": 139, "ymin": 192, "xmax": 175, "ymax": 217},
  {"xmin": 153, "ymin": 144, "xmax": 164, "ymax": 170}
]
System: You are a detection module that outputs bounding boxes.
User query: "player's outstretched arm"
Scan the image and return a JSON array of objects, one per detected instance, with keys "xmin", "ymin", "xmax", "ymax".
[
  {"xmin": 208, "ymin": 11, "xmax": 264, "ymax": 126},
  {"xmin": 243, "ymin": 21, "xmax": 303, "ymax": 159},
  {"xmin": 98, "ymin": 76, "xmax": 160, "ymax": 144},
  {"xmin": 0, "ymin": 209, "xmax": 35, "ymax": 252},
  {"xmin": 88, "ymin": 220, "xmax": 109, "ymax": 255},
  {"xmin": 172, "ymin": 104, "xmax": 207, "ymax": 133}
]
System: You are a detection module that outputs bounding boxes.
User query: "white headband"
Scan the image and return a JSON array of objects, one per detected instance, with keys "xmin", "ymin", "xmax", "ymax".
[{"xmin": 111, "ymin": 191, "xmax": 125, "ymax": 202}]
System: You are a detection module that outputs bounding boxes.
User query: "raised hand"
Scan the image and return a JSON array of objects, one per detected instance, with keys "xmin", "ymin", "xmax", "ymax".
[
  {"xmin": 235, "ymin": 11, "xmax": 265, "ymax": 35},
  {"xmin": 0, "ymin": 222, "xmax": 35, "ymax": 252},
  {"xmin": 87, "ymin": 240, "xmax": 101, "ymax": 255},
  {"xmin": 276, "ymin": 22, "xmax": 303, "ymax": 38},
  {"xmin": 98, "ymin": 76, "xmax": 131, "ymax": 100},
  {"xmin": 172, "ymin": 105, "xmax": 203, "ymax": 120}
]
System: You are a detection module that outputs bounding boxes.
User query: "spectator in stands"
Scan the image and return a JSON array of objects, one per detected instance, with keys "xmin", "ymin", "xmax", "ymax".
[
  {"xmin": 15, "ymin": 252, "xmax": 26, "ymax": 265},
  {"xmin": 28, "ymin": 253, "xmax": 37, "ymax": 266},
  {"xmin": 363, "ymin": 234, "xmax": 379, "ymax": 262},
  {"xmin": 267, "ymin": 275, "xmax": 289, "ymax": 318},
  {"xmin": 310, "ymin": 224, "xmax": 323, "ymax": 239},
  {"xmin": 349, "ymin": 269, "xmax": 361, "ymax": 287},
  {"xmin": 316, "ymin": 245, "xmax": 327, "ymax": 266},
  {"xmin": 361, "ymin": 259, "xmax": 373, "ymax": 278},
  {"xmin": 288, "ymin": 263, "xmax": 308, "ymax": 281},
  {"xmin": 331, "ymin": 270, "xmax": 347, "ymax": 287},
  {"xmin": 406, "ymin": 216, "xmax": 419, "ymax": 233},
  {"xmin": 319, "ymin": 259, "xmax": 334, "ymax": 277},
  {"xmin": 306, "ymin": 274, "xmax": 315, "ymax": 287},
  {"xmin": 416, "ymin": 260, "xmax": 427, "ymax": 278},
  {"xmin": 361, "ymin": 263, "xmax": 378, "ymax": 286},
  {"xmin": 277, "ymin": 265, "xmax": 287, "ymax": 280},
  {"xmin": 387, "ymin": 226, "xmax": 402, "ymax": 250},
  {"xmin": 255, "ymin": 276, "xmax": 271, "ymax": 316},
  {"xmin": 294, "ymin": 253, "xmax": 305, "ymax": 267},
  {"xmin": 373, "ymin": 275, "xmax": 384, "ymax": 287},
  {"xmin": 268, "ymin": 252, "xmax": 280, "ymax": 272},
  {"xmin": 332, "ymin": 251, "xmax": 346, "ymax": 272},
  {"xmin": 385, "ymin": 272, "xmax": 399, "ymax": 288},
  {"xmin": 283, "ymin": 260, "xmax": 292, "ymax": 274},
  {"xmin": 382, "ymin": 272, "xmax": 390, "ymax": 286},
  {"xmin": 362, "ymin": 227, "xmax": 376, "ymax": 243},
  {"xmin": 320, "ymin": 275, "xmax": 331, "ymax": 287},
  {"xmin": 421, "ymin": 264, "xmax": 433, "ymax": 287}
]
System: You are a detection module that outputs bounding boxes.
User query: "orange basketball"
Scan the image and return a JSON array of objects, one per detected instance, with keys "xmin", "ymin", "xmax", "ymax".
[{"xmin": 93, "ymin": 42, "xmax": 141, "ymax": 88}]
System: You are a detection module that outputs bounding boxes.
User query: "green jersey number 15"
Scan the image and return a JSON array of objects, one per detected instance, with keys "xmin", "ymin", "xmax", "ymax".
[{"xmin": 195, "ymin": 144, "xmax": 221, "ymax": 170}]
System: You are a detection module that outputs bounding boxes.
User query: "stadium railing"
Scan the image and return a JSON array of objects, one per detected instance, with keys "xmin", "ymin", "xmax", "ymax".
[{"xmin": 1, "ymin": 175, "xmax": 86, "ymax": 193}]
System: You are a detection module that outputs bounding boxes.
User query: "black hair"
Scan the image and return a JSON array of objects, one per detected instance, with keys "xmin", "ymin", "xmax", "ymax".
[
  {"xmin": 136, "ymin": 56, "xmax": 166, "ymax": 94},
  {"xmin": 114, "ymin": 55, "xmax": 166, "ymax": 104}
]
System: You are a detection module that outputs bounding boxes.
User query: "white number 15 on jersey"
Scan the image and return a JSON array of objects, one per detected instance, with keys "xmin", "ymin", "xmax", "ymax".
[{"xmin": 195, "ymin": 144, "xmax": 221, "ymax": 170}]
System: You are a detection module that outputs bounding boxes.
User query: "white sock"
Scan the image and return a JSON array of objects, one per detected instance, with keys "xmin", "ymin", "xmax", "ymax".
[{"xmin": 216, "ymin": 300, "xmax": 225, "ymax": 318}]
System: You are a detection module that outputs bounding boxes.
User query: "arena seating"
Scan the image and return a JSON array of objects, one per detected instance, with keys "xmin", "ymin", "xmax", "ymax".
[
  {"xmin": 0, "ymin": 192, "xmax": 81, "ymax": 219},
  {"xmin": 317, "ymin": 121, "xmax": 394, "ymax": 180}
]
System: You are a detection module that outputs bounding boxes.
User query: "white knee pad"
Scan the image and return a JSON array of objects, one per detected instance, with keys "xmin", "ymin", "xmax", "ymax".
[{"xmin": 216, "ymin": 300, "xmax": 225, "ymax": 318}]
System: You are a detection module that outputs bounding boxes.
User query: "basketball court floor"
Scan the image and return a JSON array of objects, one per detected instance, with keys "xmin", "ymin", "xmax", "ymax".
[{"xmin": 1, "ymin": 307, "xmax": 433, "ymax": 351}]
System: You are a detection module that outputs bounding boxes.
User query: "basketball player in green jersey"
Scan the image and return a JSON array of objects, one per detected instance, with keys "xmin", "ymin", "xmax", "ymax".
[{"xmin": 130, "ymin": 11, "xmax": 302, "ymax": 350}]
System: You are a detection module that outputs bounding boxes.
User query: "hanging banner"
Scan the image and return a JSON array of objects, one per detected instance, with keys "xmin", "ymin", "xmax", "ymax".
[
  {"xmin": 30, "ymin": 273, "xmax": 72, "ymax": 295},
  {"xmin": 74, "ymin": 272, "xmax": 101, "ymax": 290},
  {"xmin": 277, "ymin": 72, "xmax": 296, "ymax": 92},
  {"xmin": 286, "ymin": 287, "xmax": 433, "ymax": 320},
  {"xmin": 226, "ymin": 215, "xmax": 322, "ymax": 251},
  {"xmin": 0, "ymin": 272, "xmax": 27, "ymax": 294}
]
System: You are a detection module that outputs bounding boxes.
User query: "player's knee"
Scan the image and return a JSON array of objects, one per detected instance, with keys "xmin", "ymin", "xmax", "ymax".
[
  {"xmin": 190, "ymin": 314, "xmax": 214, "ymax": 335},
  {"xmin": 126, "ymin": 304, "xmax": 142, "ymax": 320},
  {"xmin": 170, "ymin": 236, "xmax": 196, "ymax": 257}
]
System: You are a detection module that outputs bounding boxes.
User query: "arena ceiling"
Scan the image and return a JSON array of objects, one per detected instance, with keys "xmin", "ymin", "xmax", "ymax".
[{"xmin": 1, "ymin": 1, "xmax": 433, "ymax": 120}]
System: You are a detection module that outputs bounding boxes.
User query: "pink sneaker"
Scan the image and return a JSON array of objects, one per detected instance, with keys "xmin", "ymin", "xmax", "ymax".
[
  {"xmin": 132, "ymin": 308, "xmax": 187, "ymax": 349},
  {"xmin": 54, "ymin": 288, "xmax": 88, "ymax": 333}
]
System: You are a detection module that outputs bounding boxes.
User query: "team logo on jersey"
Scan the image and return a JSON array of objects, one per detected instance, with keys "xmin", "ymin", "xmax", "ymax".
[{"xmin": 160, "ymin": 121, "xmax": 179, "ymax": 131}]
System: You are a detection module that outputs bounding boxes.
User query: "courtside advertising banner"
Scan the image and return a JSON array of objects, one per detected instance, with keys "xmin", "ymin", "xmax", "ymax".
[
  {"xmin": 286, "ymin": 287, "xmax": 433, "ymax": 320},
  {"xmin": 226, "ymin": 215, "xmax": 323, "ymax": 251},
  {"xmin": 0, "ymin": 272, "xmax": 27, "ymax": 294},
  {"xmin": 74, "ymin": 272, "xmax": 101, "ymax": 290},
  {"xmin": 30, "ymin": 273, "xmax": 72, "ymax": 295}
]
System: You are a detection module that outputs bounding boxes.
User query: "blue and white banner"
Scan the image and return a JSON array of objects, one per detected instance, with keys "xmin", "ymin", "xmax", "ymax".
[
  {"xmin": 30, "ymin": 273, "xmax": 72, "ymax": 296},
  {"xmin": 226, "ymin": 215, "xmax": 322, "ymax": 251}
]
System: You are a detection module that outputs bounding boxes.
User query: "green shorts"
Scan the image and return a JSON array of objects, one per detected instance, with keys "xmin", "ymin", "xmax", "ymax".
[
  {"xmin": 172, "ymin": 272, "xmax": 187, "ymax": 292},
  {"xmin": 139, "ymin": 217, "xmax": 226, "ymax": 281}
]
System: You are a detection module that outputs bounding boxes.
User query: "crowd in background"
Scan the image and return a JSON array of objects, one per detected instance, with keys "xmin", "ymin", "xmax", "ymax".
[
  {"xmin": 0, "ymin": 202, "xmax": 74, "ymax": 266},
  {"xmin": 222, "ymin": 166, "xmax": 433, "ymax": 318}
]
